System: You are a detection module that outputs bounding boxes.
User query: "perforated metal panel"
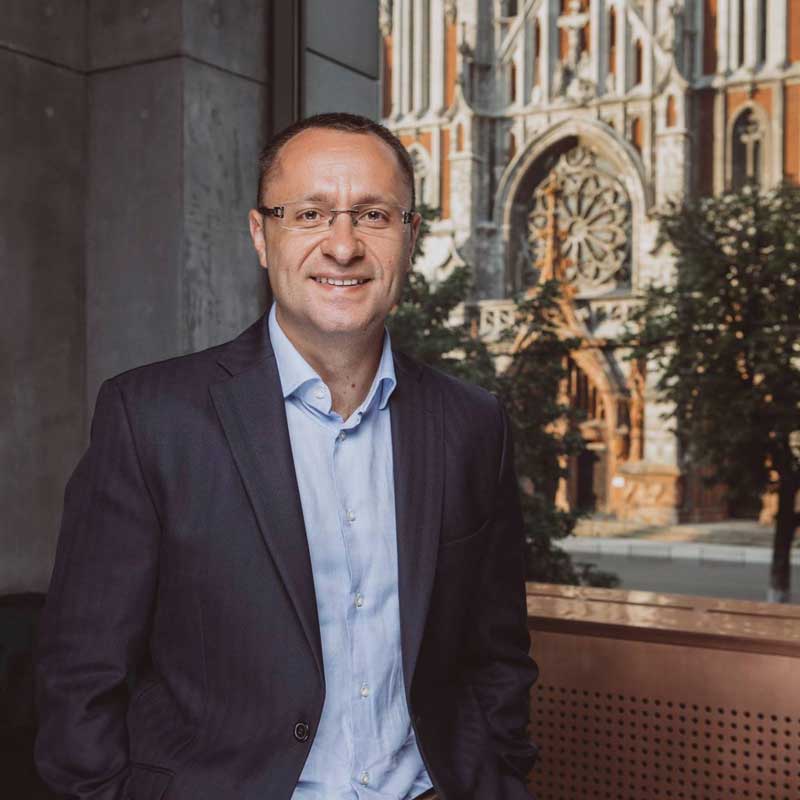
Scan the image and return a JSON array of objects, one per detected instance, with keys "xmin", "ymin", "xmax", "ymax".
[
  {"xmin": 525, "ymin": 586, "xmax": 800, "ymax": 800},
  {"xmin": 529, "ymin": 683, "xmax": 800, "ymax": 800}
]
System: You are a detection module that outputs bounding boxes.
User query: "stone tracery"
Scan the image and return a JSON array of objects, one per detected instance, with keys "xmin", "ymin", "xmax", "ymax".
[{"xmin": 528, "ymin": 145, "xmax": 632, "ymax": 296}]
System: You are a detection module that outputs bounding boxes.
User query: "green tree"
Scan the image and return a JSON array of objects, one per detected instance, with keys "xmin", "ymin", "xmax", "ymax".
[
  {"xmin": 389, "ymin": 205, "xmax": 617, "ymax": 587},
  {"xmin": 627, "ymin": 182, "xmax": 800, "ymax": 602}
]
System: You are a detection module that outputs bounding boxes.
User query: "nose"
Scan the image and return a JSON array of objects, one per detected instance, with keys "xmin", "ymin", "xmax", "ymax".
[{"xmin": 318, "ymin": 213, "xmax": 365, "ymax": 265}]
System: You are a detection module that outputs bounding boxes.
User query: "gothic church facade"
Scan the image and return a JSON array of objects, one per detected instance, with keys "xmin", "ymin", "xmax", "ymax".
[{"xmin": 380, "ymin": 0, "xmax": 800, "ymax": 523}]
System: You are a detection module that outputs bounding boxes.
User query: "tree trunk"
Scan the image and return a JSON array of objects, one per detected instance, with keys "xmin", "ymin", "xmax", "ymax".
[{"xmin": 768, "ymin": 474, "xmax": 798, "ymax": 603}]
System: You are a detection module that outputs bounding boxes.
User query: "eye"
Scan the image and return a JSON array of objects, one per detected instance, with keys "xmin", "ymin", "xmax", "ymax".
[
  {"xmin": 358, "ymin": 207, "xmax": 391, "ymax": 225},
  {"xmin": 298, "ymin": 208, "xmax": 322, "ymax": 222}
]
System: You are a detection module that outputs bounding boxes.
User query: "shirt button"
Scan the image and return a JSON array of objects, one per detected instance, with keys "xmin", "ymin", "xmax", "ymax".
[
  {"xmin": 359, "ymin": 771, "xmax": 370, "ymax": 786},
  {"xmin": 293, "ymin": 721, "xmax": 310, "ymax": 742},
  {"xmin": 346, "ymin": 509, "xmax": 356, "ymax": 523},
  {"xmin": 354, "ymin": 592, "xmax": 364, "ymax": 608},
  {"xmin": 337, "ymin": 430, "xmax": 346, "ymax": 442},
  {"xmin": 360, "ymin": 683, "xmax": 370, "ymax": 698}
]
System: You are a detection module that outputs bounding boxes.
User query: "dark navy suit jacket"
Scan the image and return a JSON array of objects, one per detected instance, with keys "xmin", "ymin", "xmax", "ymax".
[{"xmin": 34, "ymin": 312, "xmax": 539, "ymax": 800}]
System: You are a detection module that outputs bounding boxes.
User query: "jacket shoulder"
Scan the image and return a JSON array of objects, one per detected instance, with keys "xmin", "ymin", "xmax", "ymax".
[
  {"xmin": 106, "ymin": 316, "xmax": 266, "ymax": 397},
  {"xmin": 392, "ymin": 348, "xmax": 502, "ymax": 420}
]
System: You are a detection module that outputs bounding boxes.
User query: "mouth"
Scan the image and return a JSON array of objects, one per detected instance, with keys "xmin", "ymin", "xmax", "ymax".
[{"xmin": 310, "ymin": 276, "xmax": 372, "ymax": 287}]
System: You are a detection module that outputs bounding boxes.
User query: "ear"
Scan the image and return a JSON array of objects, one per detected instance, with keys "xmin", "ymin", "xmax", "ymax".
[
  {"xmin": 248, "ymin": 209, "xmax": 268, "ymax": 269},
  {"xmin": 406, "ymin": 211, "xmax": 422, "ymax": 272}
]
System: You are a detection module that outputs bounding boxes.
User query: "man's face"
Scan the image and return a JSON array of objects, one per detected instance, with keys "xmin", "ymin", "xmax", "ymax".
[{"xmin": 248, "ymin": 128, "xmax": 421, "ymax": 346}]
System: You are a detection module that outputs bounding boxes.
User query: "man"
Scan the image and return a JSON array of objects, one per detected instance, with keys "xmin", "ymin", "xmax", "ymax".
[{"xmin": 35, "ymin": 113, "xmax": 538, "ymax": 800}]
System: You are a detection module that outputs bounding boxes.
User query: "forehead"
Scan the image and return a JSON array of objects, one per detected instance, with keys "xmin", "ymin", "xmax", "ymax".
[{"xmin": 270, "ymin": 128, "xmax": 410, "ymax": 202}]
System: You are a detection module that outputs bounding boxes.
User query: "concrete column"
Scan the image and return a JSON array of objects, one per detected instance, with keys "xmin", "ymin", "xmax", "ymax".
[
  {"xmin": 1, "ymin": 1, "xmax": 88, "ymax": 593},
  {"xmin": 85, "ymin": 1, "xmax": 270, "ymax": 407},
  {"xmin": 3, "ymin": 0, "xmax": 380, "ymax": 596}
]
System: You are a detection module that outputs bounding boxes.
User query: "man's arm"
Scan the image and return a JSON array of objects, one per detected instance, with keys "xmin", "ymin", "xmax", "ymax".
[
  {"xmin": 35, "ymin": 379, "xmax": 160, "ymax": 799},
  {"xmin": 466, "ymin": 397, "xmax": 539, "ymax": 789}
]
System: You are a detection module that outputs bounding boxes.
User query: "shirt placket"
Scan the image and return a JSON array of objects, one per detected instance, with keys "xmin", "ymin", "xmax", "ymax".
[{"xmin": 332, "ymin": 414, "xmax": 375, "ymax": 793}]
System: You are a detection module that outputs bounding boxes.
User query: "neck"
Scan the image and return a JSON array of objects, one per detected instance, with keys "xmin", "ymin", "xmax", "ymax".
[{"xmin": 274, "ymin": 308, "xmax": 385, "ymax": 420}]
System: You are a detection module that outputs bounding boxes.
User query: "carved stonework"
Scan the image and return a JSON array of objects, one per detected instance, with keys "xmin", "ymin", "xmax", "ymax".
[
  {"xmin": 610, "ymin": 461, "xmax": 681, "ymax": 525},
  {"xmin": 657, "ymin": 0, "xmax": 684, "ymax": 55},
  {"xmin": 553, "ymin": 0, "xmax": 596, "ymax": 103},
  {"xmin": 627, "ymin": 358, "xmax": 646, "ymax": 462},
  {"xmin": 528, "ymin": 146, "xmax": 631, "ymax": 296},
  {"xmin": 444, "ymin": 0, "xmax": 457, "ymax": 25},
  {"xmin": 379, "ymin": 0, "xmax": 393, "ymax": 36}
]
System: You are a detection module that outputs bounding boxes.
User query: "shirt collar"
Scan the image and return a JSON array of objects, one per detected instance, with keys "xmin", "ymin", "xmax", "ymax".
[{"xmin": 267, "ymin": 302, "xmax": 397, "ymax": 415}]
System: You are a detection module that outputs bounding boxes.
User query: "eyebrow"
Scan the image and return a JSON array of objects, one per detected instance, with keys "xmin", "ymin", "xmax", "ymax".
[{"xmin": 297, "ymin": 192, "xmax": 404, "ymax": 206}]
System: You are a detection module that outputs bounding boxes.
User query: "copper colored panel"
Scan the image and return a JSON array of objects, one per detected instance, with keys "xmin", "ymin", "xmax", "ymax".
[{"xmin": 526, "ymin": 585, "xmax": 800, "ymax": 799}]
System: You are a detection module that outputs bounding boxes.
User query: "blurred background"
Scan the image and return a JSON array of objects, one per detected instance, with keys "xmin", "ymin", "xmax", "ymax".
[{"xmin": 2, "ymin": 1, "xmax": 799, "ymax": 798}]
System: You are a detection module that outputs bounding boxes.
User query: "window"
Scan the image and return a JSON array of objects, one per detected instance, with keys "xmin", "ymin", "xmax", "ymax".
[{"xmin": 731, "ymin": 108, "xmax": 764, "ymax": 189}]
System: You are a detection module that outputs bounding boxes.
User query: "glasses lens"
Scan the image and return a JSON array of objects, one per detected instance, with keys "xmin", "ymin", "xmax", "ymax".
[
  {"xmin": 351, "ymin": 204, "xmax": 400, "ymax": 230},
  {"xmin": 281, "ymin": 202, "xmax": 333, "ymax": 230},
  {"xmin": 276, "ymin": 201, "xmax": 410, "ymax": 236}
]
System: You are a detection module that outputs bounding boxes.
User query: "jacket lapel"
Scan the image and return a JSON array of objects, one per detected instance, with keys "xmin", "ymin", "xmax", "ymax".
[
  {"xmin": 209, "ymin": 315, "xmax": 323, "ymax": 679},
  {"xmin": 390, "ymin": 352, "xmax": 444, "ymax": 696}
]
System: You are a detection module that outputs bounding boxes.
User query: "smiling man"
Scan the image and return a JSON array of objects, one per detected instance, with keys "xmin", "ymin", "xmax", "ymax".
[{"xmin": 35, "ymin": 113, "xmax": 538, "ymax": 800}]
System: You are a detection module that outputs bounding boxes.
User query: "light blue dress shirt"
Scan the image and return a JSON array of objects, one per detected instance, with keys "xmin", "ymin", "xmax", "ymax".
[{"xmin": 268, "ymin": 304, "xmax": 433, "ymax": 800}]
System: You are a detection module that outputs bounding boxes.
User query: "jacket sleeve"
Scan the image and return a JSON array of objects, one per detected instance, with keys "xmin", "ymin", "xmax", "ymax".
[
  {"xmin": 35, "ymin": 378, "xmax": 160, "ymax": 799},
  {"xmin": 466, "ymin": 396, "xmax": 539, "ymax": 788}
]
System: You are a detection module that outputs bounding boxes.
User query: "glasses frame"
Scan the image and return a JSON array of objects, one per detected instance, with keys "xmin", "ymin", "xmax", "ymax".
[{"xmin": 257, "ymin": 201, "xmax": 415, "ymax": 231}]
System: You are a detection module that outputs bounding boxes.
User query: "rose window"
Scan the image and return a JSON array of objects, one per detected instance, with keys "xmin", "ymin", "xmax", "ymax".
[{"xmin": 528, "ymin": 145, "xmax": 631, "ymax": 295}]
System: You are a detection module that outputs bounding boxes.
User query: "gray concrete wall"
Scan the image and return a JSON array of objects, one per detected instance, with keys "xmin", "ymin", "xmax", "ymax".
[
  {"xmin": 3, "ymin": 0, "xmax": 381, "ymax": 594},
  {"xmin": 85, "ymin": 0, "xmax": 270, "ymax": 406},
  {"xmin": 2, "ymin": 0, "xmax": 270, "ymax": 594},
  {"xmin": 0, "ymin": 2, "xmax": 88, "ymax": 594}
]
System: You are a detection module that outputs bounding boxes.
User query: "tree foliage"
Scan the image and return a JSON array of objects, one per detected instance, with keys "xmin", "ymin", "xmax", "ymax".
[
  {"xmin": 627, "ymin": 182, "xmax": 800, "ymax": 600},
  {"xmin": 389, "ymin": 206, "xmax": 618, "ymax": 587}
]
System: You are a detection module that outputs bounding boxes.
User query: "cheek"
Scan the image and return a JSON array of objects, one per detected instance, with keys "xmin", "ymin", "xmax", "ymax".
[{"xmin": 269, "ymin": 240, "xmax": 318, "ymax": 277}]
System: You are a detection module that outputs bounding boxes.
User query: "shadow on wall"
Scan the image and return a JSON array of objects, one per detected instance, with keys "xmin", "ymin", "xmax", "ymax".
[{"xmin": 0, "ymin": 593, "xmax": 56, "ymax": 799}]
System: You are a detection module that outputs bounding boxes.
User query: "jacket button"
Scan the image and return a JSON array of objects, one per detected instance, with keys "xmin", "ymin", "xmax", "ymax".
[{"xmin": 293, "ymin": 721, "xmax": 310, "ymax": 742}]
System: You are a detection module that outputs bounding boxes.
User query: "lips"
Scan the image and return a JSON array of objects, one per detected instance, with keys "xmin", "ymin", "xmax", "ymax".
[{"xmin": 311, "ymin": 276, "xmax": 371, "ymax": 287}]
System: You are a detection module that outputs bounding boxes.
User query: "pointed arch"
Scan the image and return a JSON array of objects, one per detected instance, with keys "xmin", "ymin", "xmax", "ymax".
[
  {"xmin": 726, "ymin": 101, "xmax": 771, "ymax": 189},
  {"xmin": 494, "ymin": 118, "xmax": 651, "ymax": 268},
  {"xmin": 407, "ymin": 142, "xmax": 433, "ymax": 207}
]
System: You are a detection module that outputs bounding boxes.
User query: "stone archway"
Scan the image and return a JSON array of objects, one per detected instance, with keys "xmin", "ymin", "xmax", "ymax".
[{"xmin": 505, "ymin": 130, "xmax": 646, "ymax": 517}]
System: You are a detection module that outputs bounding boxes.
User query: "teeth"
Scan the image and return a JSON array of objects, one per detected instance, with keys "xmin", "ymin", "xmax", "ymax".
[{"xmin": 313, "ymin": 277, "xmax": 368, "ymax": 286}]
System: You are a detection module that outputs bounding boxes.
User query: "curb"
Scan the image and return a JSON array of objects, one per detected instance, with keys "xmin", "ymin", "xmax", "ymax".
[{"xmin": 557, "ymin": 536, "xmax": 800, "ymax": 566}]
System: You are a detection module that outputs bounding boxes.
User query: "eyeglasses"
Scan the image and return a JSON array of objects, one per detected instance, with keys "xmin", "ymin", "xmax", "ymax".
[{"xmin": 258, "ymin": 200, "xmax": 414, "ymax": 237}]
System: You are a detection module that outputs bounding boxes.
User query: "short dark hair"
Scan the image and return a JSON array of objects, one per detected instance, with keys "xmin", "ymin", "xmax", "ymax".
[{"xmin": 256, "ymin": 112, "xmax": 416, "ymax": 210}]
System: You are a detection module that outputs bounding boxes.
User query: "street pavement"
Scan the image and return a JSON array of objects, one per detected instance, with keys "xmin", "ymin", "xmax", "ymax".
[{"xmin": 561, "ymin": 517, "xmax": 800, "ymax": 603}]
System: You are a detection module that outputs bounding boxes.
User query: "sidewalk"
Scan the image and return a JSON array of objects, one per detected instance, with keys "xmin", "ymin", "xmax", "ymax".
[
  {"xmin": 573, "ymin": 517, "xmax": 794, "ymax": 547},
  {"xmin": 566, "ymin": 517, "xmax": 800, "ymax": 565}
]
